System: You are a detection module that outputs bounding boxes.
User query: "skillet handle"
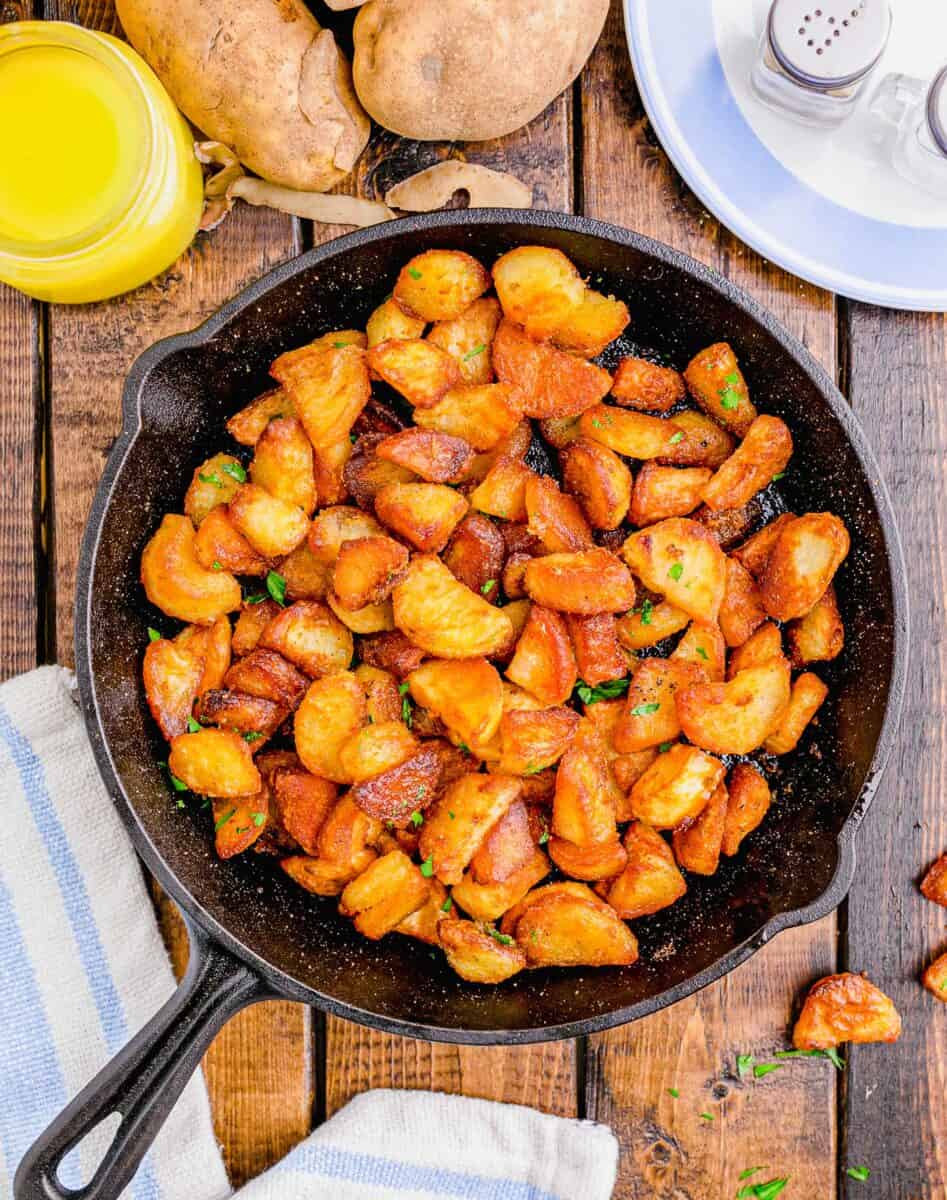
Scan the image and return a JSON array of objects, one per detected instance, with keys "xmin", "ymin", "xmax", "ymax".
[{"xmin": 14, "ymin": 912, "xmax": 274, "ymax": 1200}]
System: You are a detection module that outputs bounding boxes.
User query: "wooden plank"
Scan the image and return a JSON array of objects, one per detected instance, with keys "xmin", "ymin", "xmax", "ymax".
[
  {"xmin": 43, "ymin": 2, "xmax": 313, "ymax": 1184},
  {"xmin": 841, "ymin": 306, "xmax": 947, "ymax": 1198},
  {"xmin": 580, "ymin": 5, "xmax": 839, "ymax": 1196}
]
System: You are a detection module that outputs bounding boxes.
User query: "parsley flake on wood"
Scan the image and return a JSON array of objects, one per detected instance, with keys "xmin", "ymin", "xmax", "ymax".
[
  {"xmin": 630, "ymin": 702, "xmax": 660, "ymax": 717},
  {"xmin": 222, "ymin": 461, "xmax": 247, "ymax": 483},
  {"xmin": 737, "ymin": 1053, "xmax": 754, "ymax": 1077},
  {"xmin": 668, "ymin": 562, "xmax": 684, "ymax": 582},
  {"xmin": 846, "ymin": 1166, "xmax": 870, "ymax": 1182},
  {"xmin": 266, "ymin": 570, "xmax": 287, "ymax": 606},
  {"xmin": 420, "ymin": 854, "xmax": 434, "ymax": 878},
  {"xmin": 463, "ymin": 343, "xmax": 487, "ymax": 361},
  {"xmin": 668, "ymin": 1087, "xmax": 679, "ymax": 1098},
  {"xmin": 738, "ymin": 1167, "xmax": 762, "ymax": 1181},
  {"xmin": 752, "ymin": 1062, "xmax": 784, "ymax": 1079},
  {"xmin": 699, "ymin": 1111, "xmax": 714, "ymax": 1122},
  {"xmin": 147, "ymin": 627, "xmax": 161, "ymax": 642},
  {"xmin": 736, "ymin": 1179, "xmax": 789, "ymax": 1200},
  {"xmin": 773, "ymin": 1048, "xmax": 845, "ymax": 1070}
]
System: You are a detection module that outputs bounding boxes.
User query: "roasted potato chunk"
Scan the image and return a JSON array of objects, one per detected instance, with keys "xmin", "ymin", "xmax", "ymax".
[
  {"xmin": 498, "ymin": 705, "xmax": 580, "ymax": 776},
  {"xmin": 413, "ymin": 382, "xmax": 522, "ymax": 451},
  {"xmin": 194, "ymin": 508, "xmax": 269, "ymax": 577},
  {"xmin": 259, "ymin": 600, "xmax": 353, "ymax": 679},
  {"xmin": 611, "ymin": 356, "xmax": 685, "ymax": 412},
  {"xmin": 616, "ymin": 599, "xmax": 690, "ymax": 651},
  {"xmin": 607, "ymin": 822, "xmax": 687, "ymax": 919},
  {"xmin": 394, "ymin": 250, "xmax": 490, "ymax": 322},
  {"xmin": 579, "ymin": 405, "xmax": 684, "ymax": 459},
  {"xmin": 506, "ymin": 605, "xmax": 577, "ymax": 707},
  {"xmin": 921, "ymin": 853, "xmax": 947, "ymax": 907},
  {"xmin": 552, "ymin": 746, "xmax": 620, "ymax": 847},
  {"xmin": 694, "ymin": 498, "xmax": 759, "ymax": 549},
  {"xmin": 168, "ymin": 728, "xmax": 261, "ymax": 798},
  {"xmin": 492, "ymin": 320, "xmax": 611, "ymax": 419},
  {"xmin": 375, "ymin": 428, "xmax": 475, "ymax": 484},
  {"xmin": 439, "ymin": 918, "xmax": 526, "ymax": 984},
  {"xmin": 308, "ymin": 504, "xmax": 385, "ymax": 564},
  {"xmin": 143, "ymin": 636, "xmax": 204, "ymax": 740},
  {"xmin": 331, "ymin": 535, "xmax": 408, "ymax": 611},
  {"xmin": 524, "ymin": 549, "xmax": 636, "ymax": 615},
  {"xmin": 393, "ymin": 555, "xmax": 513, "ymax": 658},
  {"xmin": 393, "ymin": 877, "xmax": 450, "ymax": 945},
  {"xmin": 469, "ymin": 799, "xmax": 536, "ymax": 885},
  {"xmin": 175, "ymin": 615, "xmax": 232, "ymax": 695},
  {"xmin": 787, "ymin": 585, "xmax": 844, "ymax": 667},
  {"xmin": 427, "ymin": 296, "xmax": 502, "ymax": 385},
  {"xmin": 566, "ymin": 614, "xmax": 627, "ymax": 687},
  {"xmin": 560, "ymin": 439, "xmax": 632, "ymax": 530},
  {"xmin": 684, "ymin": 341, "xmax": 757, "ymax": 437},
  {"xmin": 452, "ymin": 849, "xmax": 551, "ymax": 923},
  {"xmin": 722, "ymin": 762, "xmax": 772, "ymax": 857},
  {"xmin": 359, "ymin": 629, "xmax": 427, "ymax": 680},
  {"xmin": 213, "ymin": 791, "xmax": 270, "ymax": 859},
  {"xmin": 226, "ymin": 389, "xmax": 295, "ymax": 447},
  {"xmin": 731, "ymin": 512, "xmax": 797, "ymax": 579},
  {"xmin": 248, "ymin": 416, "xmax": 317, "ymax": 516},
  {"xmin": 224, "ymin": 648, "xmax": 308, "ymax": 708},
  {"xmin": 271, "ymin": 342, "xmax": 370, "ymax": 449},
  {"xmin": 349, "ymin": 747, "xmax": 444, "ymax": 827},
  {"xmin": 677, "ymin": 658, "xmax": 791, "ymax": 755},
  {"xmin": 922, "ymin": 952, "xmax": 947, "ymax": 1001},
  {"xmin": 469, "ymin": 459, "xmax": 532, "ymax": 521},
  {"xmin": 508, "ymin": 883, "xmax": 638, "ymax": 968},
  {"xmin": 338, "ymin": 720, "xmax": 418, "ymax": 784},
  {"xmin": 671, "ymin": 621, "xmax": 726, "ymax": 682},
  {"xmin": 366, "ymin": 296, "xmax": 426, "ymax": 348},
  {"xmin": 718, "ymin": 557, "xmax": 767, "ymax": 648},
  {"xmin": 339, "ymin": 850, "xmax": 430, "ymax": 939},
  {"xmin": 629, "ymin": 744, "xmax": 725, "ymax": 829},
  {"xmin": 794, "ymin": 973, "xmax": 902, "ymax": 1049},
  {"xmin": 443, "ymin": 513, "xmax": 506, "ymax": 600},
  {"xmin": 420, "ymin": 772, "xmax": 521, "ymax": 885},
  {"xmin": 548, "ymin": 837, "xmax": 628, "ymax": 882},
  {"xmin": 281, "ymin": 852, "xmax": 376, "ymax": 897},
  {"xmin": 327, "ymin": 591, "xmax": 395, "ymax": 634},
  {"xmin": 408, "ymin": 658, "xmax": 504, "ymax": 748},
  {"xmin": 727, "ymin": 620, "xmax": 783, "ymax": 678},
  {"xmin": 367, "ymin": 338, "xmax": 462, "ymax": 408},
  {"xmin": 277, "ymin": 543, "xmax": 332, "ymax": 602},
  {"xmin": 344, "ymin": 434, "xmax": 415, "ymax": 510},
  {"xmin": 614, "ymin": 658, "xmax": 702, "ymax": 753},
  {"xmin": 763, "ymin": 671, "xmax": 828, "ymax": 755},
  {"xmin": 294, "ymin": 671, "xmax": 366, "ymax": 783},
  {"xmin": 525, "ymin": 473, "xmax": 594, "ymax": 553},
  {"xmin": 184, "ymin": 453, "xmax": 245, "ymax": 526},
  {"xmin": 552, "ymin": 288, "xmax": 630, "ymax": 357},
  {"xmin": 655, "ymin": 409, "xmax": 736, "ymax": 469},
  {"xmin": 270, "ymin": 766, "xmax": 337, "ymax": 856},
  {"xmin": 622, "ymin": 517, "xmax": 727, "ymax": 624},
  {"xmin": 375, "ymin": 481, "xmax": 468, "ymax": 553},
  {"xmin": 229, "ymin": 484, "xmax": 309, "ymax": 559},
  {"xmin": 141, "ymin": 514, "xmax": 241, "ymax": 624},
  {"xmin": 760, "ymin": 513, "xmax": 851, "ymax": 622},
  {"xmin": 701, "ymin": 415, "xmax": 793, "ymax": 513},
  {"xmin": 629, "ymin": 463, "xmax": 712, "ymax": 527},
  {"xmin": 672, "ymin": 781, "xmax": 727, "ymax": 875},
  {"xmin": 194, "ymin": 688, "xmax": 286, "ymax": 743},
  {"xmin": 492, "ymin": 246, "xmax": 585, "ymax": 339}
]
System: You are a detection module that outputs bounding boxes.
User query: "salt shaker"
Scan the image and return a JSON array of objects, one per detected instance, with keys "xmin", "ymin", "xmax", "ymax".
[
  {"xmin": 750, "ymin": 0, "xmax": 893, "ymax": 128},
  {"xmin": 870, "ymin": 65, "xmax": 947, "ymax": 200}
]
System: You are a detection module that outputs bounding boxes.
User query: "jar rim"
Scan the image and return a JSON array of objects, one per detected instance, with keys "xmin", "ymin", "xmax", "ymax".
[
  {"xmin": 0, "ymin": 22, "xmax": 157, "ymax": 262},
  {"xmin": 928, "ymin": 64, "xmax": 947, "ymax": 158}
]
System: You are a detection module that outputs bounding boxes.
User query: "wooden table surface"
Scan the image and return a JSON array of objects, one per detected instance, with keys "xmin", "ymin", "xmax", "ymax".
[{"xmin": 2, "ymin": 2, "xmax": 945, "ymax": 1196}]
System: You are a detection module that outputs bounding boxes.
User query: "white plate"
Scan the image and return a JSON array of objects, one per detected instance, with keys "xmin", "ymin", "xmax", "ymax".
[{"xmin": 624, "ymin": 0, "xmax": 947, "ymax": 310}]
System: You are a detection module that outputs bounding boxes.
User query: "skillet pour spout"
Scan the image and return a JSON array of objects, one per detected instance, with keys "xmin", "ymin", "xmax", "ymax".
[{"xmin": 14, "ymin": 210, "xmax": 907, "ymax": 1200}]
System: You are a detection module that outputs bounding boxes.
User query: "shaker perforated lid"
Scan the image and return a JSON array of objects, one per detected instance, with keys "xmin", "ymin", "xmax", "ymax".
[
  {"xmin": 928, "ymin": 64, "xmax": 947, "ymax": 157},
  {"xmin": 767, "ymin": 0, "xmax": 892, "ymax": 90}
]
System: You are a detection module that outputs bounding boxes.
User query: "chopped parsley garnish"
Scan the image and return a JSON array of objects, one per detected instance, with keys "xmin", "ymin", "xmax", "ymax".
[
  {"xmin": 487, "ymin": 927, "xmax": 513, "ymax": 945},
  {"xmin": 266, "ymin": 570, "xmax": 287, "ymax": 606},
  {"xmin": 538, "ymin": 831, "xmax": 550, "ymax": 845},
  {"xmin": 441, "ymin": 896, "xmax": 453, "ymax": 913},
  {"xmin": 199, "ymin": 471, "xmax": 224, "ymax": 488},
  {"xmin": 416, "ymin": 785, "xmax": 426, "ymax": 800},
  {"xmin": 410, "ymin": 810, "xmax": 424, "ymax": 827},
  {"xmin": 718, "ymin": 380, "xmax": 742, "ymax": 410},
  {"xmin": 399, "ymin": 681, "xmax": 413, "ymax": 727},
  {"xmin": 243, "ymin": 731, "xmax": 263, "ymax": 743},
  {"xmin": 448, "ymin": 811, "xmax": 456, "ymax": 820},
  {"xmin": 773, "ymin": 1048, "xmax": 845, "ymax": 1070},
  {"xmin": 668, "ymin": 431, "xmax": 684, "ymax": 445},
  {"xmin": 169, "ymin": 772, "xmax": 188, "ymax": 793},
  {"xmin": 408, "ymin": 267, "xmax": 423, "ymax": 280},
  {"xmin": 147, "ymin": 627, "xmax": 161, "ymax": 642},
  {"xmin": 699, "ymin": 1111, "xmax": 714, "ymax": 1122},
  {"xmin": 696, "ymin": 646, "xmax": 709, "ymax": 661},
  {"xmin": 630, "ymin": 702, "xmax": 660, "ymax": 717},
  {"xmin": 457, "ymin": 742, "xmax": 470, "ymax": 755},
  {"xmin": 738, "ymin": 1167, "xmax": 762, "ymax": 1181},
  {"xmin": 667, "ymin": 1087, "xmax": 679, "ymax": 1098},
  {"xmin": 463, "ymin": 343, "xmax": 487, "ymax": 361},
  {"xmin": 523, "ymin": 763, "xmax": 545, "ymax": 775},
  {"xmin": 481, "ymin": 579, "xmax": 497, "ymax": 594},
  {"xmin": 187, "ymin": 716, "xmax": 202, "ymax": 734},
  {"xmin": 724, "ymin": 371, "xmax": 741, "ymax": 385},
  {"xmin": 420, "ymin": 854, "xmax": 434, "ymax": 877},
  {"xmin": 737, "ymin": 1179, "xmax": 789, "ymax": 1200},
  {"xmin": 244, "ymin": 592, "xmax": 267, "ymax": 605},
  {"xmin": 752, "ymin": 1062, "xmax": 784, "ymax": 1080},
  {"xmin": 214, "ymin": 808, "xmax": 236, "ymax": 831},
  {"xmin": 846, "ymin": 1166, "xmax": 870, "ymax": 1182},
  {"xmin": 772, "ymin": 472, "xmax": 786, "ymax": 482},
  {"xmin": 349, "ymin": 432, "xmax": 358, "ymax": 444},
  {"xmin": 639, "ymin": 598, "xmax": 654, "ymax": 625},
  {"xmin": 737, "ymin": 1053, "xmax": 754, "ymax": 1077},
  {"xmin": 251, "ymin": 811, "xmax": 266, "ymax": 827},
  {"xmin": 222, "ymin": 461, "xmax": 247, "ymax": 483},
  {"xmin": 211, "ymin": 560, "xmax": 222, "ymax": 571},
  {"xmin": 333, "ymin": 341, "xmax": 350, "ymax": 349},
  {"xmin": 591, "ymin": 418, "xmax": 603, "ymax": 429},
  {"xmin": 658, "ymin": 741, "xmax": 673, "ymax": 753},
  {"xmin": 668, "ymin": 562, "xmax": 684, "ymax": 582},
  {"xmin": 576, "ymin": 677, "xmax": 630, "ymax": 705}
]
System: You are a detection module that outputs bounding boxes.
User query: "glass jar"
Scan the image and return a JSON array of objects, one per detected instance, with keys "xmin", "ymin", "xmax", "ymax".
[
  {"xmin": 750, "ymin": 0, "xmax": 893, "ymax": 128},
  {"xmin": 0, "ymin": 22, "xmax": 203, "ymax": 304},
  {"xmin": 870, "ymin": 66, "xmax": 947, "ymax": 201}
]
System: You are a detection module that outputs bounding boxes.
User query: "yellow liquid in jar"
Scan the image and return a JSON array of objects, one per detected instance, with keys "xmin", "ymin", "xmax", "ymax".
[{"xmin": 0, "ymin": 45, "xmax": 144, "ymax": 245}]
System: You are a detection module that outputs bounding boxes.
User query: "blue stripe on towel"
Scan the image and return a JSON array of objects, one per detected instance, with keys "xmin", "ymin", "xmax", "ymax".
[
  {"xmin": 275, "ymin": 1142, "xmax": 562, "ymax": 1200},
  {"xmin": 0, "ymin": 705, "xmax": 160, "ymax": 1200}
]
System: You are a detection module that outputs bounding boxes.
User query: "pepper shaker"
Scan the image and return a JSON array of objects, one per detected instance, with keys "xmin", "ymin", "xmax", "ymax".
[
  {"xmin": 870, "ymin": 65, "xmax": 947, "ymax": 200},
  {"xmin": 750, "ymin": 0, "xmax": 893, "ymax": 128}
]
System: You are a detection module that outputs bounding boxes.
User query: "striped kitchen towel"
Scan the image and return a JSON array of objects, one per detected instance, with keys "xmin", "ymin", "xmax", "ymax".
[{"xmin": 0, "ymin": 666, "xmax": 619, "ymax": 1200}]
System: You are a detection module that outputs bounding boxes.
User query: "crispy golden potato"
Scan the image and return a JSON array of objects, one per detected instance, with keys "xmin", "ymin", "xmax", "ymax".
[
  {"xmin": 538, "ymin": 414, "xmax": 582, "ymax": 449},
  {"xmin": 923, "ymin": 951, "xmax": 947, "ymax": 1001},
  {"xmin": 306, "ymin": 331, "xmax": 368, "ymax": 355},
  {"xmin": 143, "ymin": 637, "xmax": 204, "ymax": 740},
  {"xmin": 579, "ymin": 405, "xmax": 684, "ymax": 459},
  {"xmin": 629, "ymin": 463, "xmax": 712, "ymax": 527},
  {"xmin": 492, "ymin": 246, "xmax": 585, "ymax": 339},
  {"xmin": 718, "ymin": 557, "xmax": 767, "ymax": 648},
  {"xmin": 760, "ymin": 513, "xmax": 850, "ymax": 621},
  {"xmin": 525, "ymin": 473, "xmax": 594, "ymax": 553},
  {"xmin": 498, "ymin": 705, "xmax": 580, "ymax": 776},
  {"xmin": 414, "ymin": 382, "xmax": 522, "ymax": 450},
  {"xmin": 559, "ymin": 439, "xmax": 632, "ymax": 531},
  {"xmin": 349, "ymin": 747, "xmax": 444, "ymax": 826},
  {"xmin": 367, "ymin": 338, "xmax": 462, "ymax": 408},
  {"xmin": 695, "ymin": 499, "xmax": 759, "ymax": 549},
  {"xmin": 184, "ymin": 453, "xmax": 245, "ymax": 526},
  {"xmin": 629, "ymin": 744, "xmax": 724, "ymax": 829},
  {"xmin": 229, "ymin": 484, "xmax": 309, "ymax": 559},
  {"xmin": 616, "ymin": 599, "xmax": 690, "ymax": 651},
  {"xmin": 551, "ymin": 288, "xmax": 630, "ymax": 357},
  {"xmin": 469, "ymin": 459, "xmax": 532, "ymax": 521},
  {"xmin": 375, "ymin": 482, "xmax": 468, "ymax": 553},
  {"xmin": 787, "ymin": 585, "xmax": 844, "ymax": 667},
  {"xmin": 353, "ymin": 663, "xmax": 402, "ymax": 725},
  {"xmin": 366, "ymin": 297, "xmax": 426, "ymax": 349},
  {"xmin": 141, "ymin": 514, "xmax": 241, "ymax": 624},
  {"xmin": 308, "ymin": 504, "xmax": 385, "ymax": 564},
  {"xmin": 176, "ymin": 615, "xmax": 232, "ymax": 695},
  {"xmin": 506, "ymin": 605, "xmax": 577, "ymax": 707},
  {"xmin": 524, "ymin": 549, "xmax": 636, "ymax": 615},
  {"xmin": 566, "ymin": 614, "xmax": 627, "ymax": 688},
  {"xmin": 722, "ymin": 762, "xmax": 771, "ymax": 857},
  {"xmin": 500, "ymin": 880, "xmax": 597, "ymax": 933},
  {"xmin": 501, "ymin": 551, "xmax": 532, "ymax": 600},
  {"xmin": 622, "ymin": 517, "xmax": 727, "ymax": 624},
  {"xmin": 194, "ymin": 688, "xmax": 286, "ymax": 743},
  {"xmin": 294, "ymin": 671, "xmax": 366, "ymax": 783},
  {"xmin": 672, "ymin": 782, "xmax": 727, "ymax": 875},
  {"xmin": 763, "ymin": 671, "xmax": 828, "ymax": 754},
  {"xmin": 443, "ymin": 513, "xmax": 505, "ymax": 600},
  {"xmin": 607, "ymin": 821, "xmax": 686, "ymax": 919},
  {"xmin": 684, "ymin": 341, "xmax": 757, "ymax": 437},
  {"xmin": 408, "ymin": 658, "xmax": 504, "ymax": 748},
  {"xmin": 224, "ymin": 648, "xmax": 309, "ymax": 708},
  {"xmin": 344, "ymin": 434, "xmax": 416, "ymax": 511},
  {"xmin": 655, "ymin": 409, "xmax": 736, "ymax": 469},
  {"xmin": 213, "ymin": 792, "xmax": 269, "ymax": 859},
  {"xmin": 270, "ymin": 766, "xmax": 337, "ymax": 856},
  {"xmin": 394, "ymin": 250, "xmax": 490, "ymax": 322},
  {"xmin": 375, "ymin": 428, "xmax": 475, "ymax": 484},
  {"xmin": 226, "ymin": 389, "xmax": 296, "ymax": 447},
  {"xmin": 359, "ymin": 629, "xmax": 427, "ymax": 679},
  {"xmin": 548, "ymin": 837, "xmax": 627, "ymax": 881},
  {"xmin": 277, "ymin": 543, "xmax": 332, "ymax": 602},
  {"xmin": 427, "ymin": 296, "xmax": 502, "ymax": 386},
  {"xmin": 612, "ymin": 750, "xmax": 659, "ymax": 806},
  {"xmin": 393, "ymin": 877, "xmax": 450, "ymax": 945},
  {"xmin": 281, "ymin": 852, "xmax": 376, "ymax": 897},
  {"xmin": 677, "ymin": 658, "xmax": 791, "ymax": 755},
  {"xmin": 339, "ymin": 850, "xmax": 430, "ymax": 939},
  {"xmin": 439, "ymin": 918, "xmax": 526, "ymax": 983},
  {"xmin": 492, "ymin": 319, "xmax": 611, "ymax": 419},
  {"xmin": 194, "ymin": 507, "xmax": 270, "ymax": 576},
  {"xmin": 420, "ymin": 772, "xmax": 522, "ymax": 885},
  {"xmin": 510, "ymin": 884, "xmax": 638, "ymax": 968},
  {"xmin": 671, "ymin": 621, "xmax": 726, "ymax": 682},
  {"xmin": 731, "ymin": 512, "xmax": 797, "ymax": 579},
  {"xmin": 611, "ymin": 357, "xmax": 685, "ymax": 412},
  {"xmin": 726, "ymin": 620, "xmax": 783, "ymax": 678},
  {"xmin": 614, "ymin": 658, "xmax": 702, "ymax": 753},
  {"xmin": 319, "ymin": 794, "xmax": 383, "ymax": 869},
  {"xmin": 794, "ymin": 973, "xmax": 902, "ymax": 1049},
  {"xmin": 921, "ymin": 853, "xmax": 947, "ymax": 907},
  {"xmin": 701, "ymin": 415, "xmax": 793, "ymax": 513},
  {"xmin": 338, "ymin": 720, "xmax": 418, "ymax": 783},
  {"xmin": 259, "ymin": 600, "xmax": 353, "ymax": 678},
  {"xmin": 168, "ymin": 728, "xmax": 261, "ymax": 797},
  {"xmin": 248, "ymin": 416, "xmax": 317, "ymax": 516},
  {"xmin": 271, "ymin": 342, "xmax": 370, "ymax": 449},
  {"xmin": 552, "ymin": 746, "xmax": 620, "ymax": 847},
  {"xmin": 393, "ymin": 555, "xmax": 514, "ymax": 658},
  {"xmin": 331, "ymin": 535, "xmax": 408, "ymax": 612},
  {"xmin": 452, "ymin": 849, "xmax": 550, "ymax": 923},
  {"xmin": 329, "ymin": 592, "xmax": 396, "ymax": 636},
  {"xmin": 469, "ymin": 798, "xmax": 536, "ymax": 885}
]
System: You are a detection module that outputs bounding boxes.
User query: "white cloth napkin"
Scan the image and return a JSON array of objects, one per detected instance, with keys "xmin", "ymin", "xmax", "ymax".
[{"xmin": 0, "ymin": 666, "xmax": 618, "ymax": 1200}]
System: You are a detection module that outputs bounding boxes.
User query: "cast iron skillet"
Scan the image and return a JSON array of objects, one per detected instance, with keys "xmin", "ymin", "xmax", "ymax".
[{"xmin": 16, "ymin": 211, "xmax": 907, "ymax": 1200}]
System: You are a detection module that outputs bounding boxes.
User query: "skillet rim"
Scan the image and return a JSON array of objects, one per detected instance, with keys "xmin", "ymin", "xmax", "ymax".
[{"xmin": 74, "ymin": 208, "xmax": 909, "ymax": 1044}]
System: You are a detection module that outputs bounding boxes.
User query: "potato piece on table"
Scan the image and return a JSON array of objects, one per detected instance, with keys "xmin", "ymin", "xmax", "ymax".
[
  {"xmin": 339, "ymin": 850, "xmax": 430, "ymax": 939},
  {"xmin": 524, "ymin": 548, "xmax": 636, "ymax": 615},
  {"xmin": 787, "ymin": 585, "xmax": 844, "ymax": 667},
  {"xmin": 168, "ymin": 728, "xmax": 261, "ymax": 798},
  {"xmin": 427, "ymin": 296, "xmax": 502, "ymax": 386},
  {"xmin": 271, "ymin": 342, "xmax": 370, "ymax": 449},
  {"xmin": 677, "ymin": 658, "xmax": 791, "ymax": 755},
  {"xmin": 366, "ymin": 297, "xmax": 426, "ymax": 348},
  {"xmin": 616, "ymin": 599, "xmax": 690, "ymax": 651},
  {"xmin": 226, "ymin": 389, "xmax": 295, "ymax": 448},
  {"xmin": 552, "ymin": 288, "xmax": 630, "ymax": 357},
  {"xmin": 280, "ymin": 852, "xmax": 376, "ymax": 898},
  {"xmin": 248, "ymin": 416, "xmax": 317, "ymax": 515},
  {"xmin": 566, "ymin": 614, "xmax": 627, "ymax": 687},
  {"xmin": 629, "ymin": 744, "xmax": 725, "ymax": 829},
  {"xmin": 492, "ymin": 246, "xmax": 585, "ymax": 339},
  {"xmin": 439, "ymin": 918, "xmax": 526, "ymax": 984},
  {"xmin": 349, "ymin": 747, "xmax": 444, "ymax": 828},
  {"xmin": 141, "ymin": 514, "xmax": 241, "ymax": 624},
  {"xmin": 452, "ymin": 850, "xmax": 550, "ymax": 924},
  {"xmin": 727, "ymin": 621, "xmax": 783, "ymax": 678},
  {"xmin": 548, "ymin": 837, "xmax": 628, "ymax": 881},
  {"xmin": 270, "ymin": 766, "xmax": 337, "ymax": 856},
  {"xmin": 579, "ymin": 405, "xmax": 684, "ymax": 459},
  {"xmin": 420, "ymin": 772, "xmax": 521, "ymax": 885},
  {"xmin": 308, "ymin": 505, "xmax": 385, "ymax": 564},
  {"xmin": 469, "ymin": 798, "xmax": 536, "ymax": 885},
  {"xmin": 921, "ymin": 853, "xmax": 947, "ymax": 907},
  {"xmin": 469, "ymin": 459, "xmax": 533, "ymax": 521},
  {"xmin": 229, "ymin": 484, "xmax": 309, "ymax": 559},
  {"xmin": 611, "ymin": 357, "xmax": 685, "ymax": 412},
  {"xmin": 492, "ymin": 320, "xmax": 611, "ymax": 419},
  {"xmin": 224, "ymin": 648, "xmax": 309, "ymax": 708},
  {"xmin": 629, "ymin": 463, "xmax": 712, "ymax": 527},
  {"xmin": 552, "ymin": 746, "xmax": 620, "ymax": 847},
  {"xmin": 375, "ymin": 481, "xmax": 468, "ymax": 553},
  {"xmin": 560, "ymin": 438, "xmax": 632, "ymax": 530},
  {"xmin": 731, "ymin": 512, "xmax": 797, "ymax": 579},
  {"xmin": 143, "ymin": 636, "xmax": 204, "ymax": 740},
  {"xmin": 684, "ymin": 342, "xmax": 757, "ymax": 437},
  {"xmin": 194, "ymin": 508, "xmax": 269, "ymax": 576},
  {"xmin": 498, "ymin": 706, "xmax": 581, "ymax": 776},
  {"xmin": 184, "ymin": 453, "xmax": 245, "ymax": 526},
  {"xmin": 194, "ymin": 688, "xmax": 286, "ymax": 744},
  {"xmin": 763, "ymin": 672, "xmax": 828, "ymax": 754},
  {"xmin": 407, "ymin": 658, "xmax": 504, "ymax": 748},
  {"xmin": 338, "ymin": 720, "xmax": 418, "ymax": 783},
  {"xmin": 394, "ymin": 250, "xmax": 490, "ymax": 322},
  {"xmin": 922, "ymin": 952, "xmax": 947, "ymax": 1001},
  {"xmin": 443, "ymin": 514, "xmax": 505, "ymax": 600},
  {"xmin": 718, "ymin": 557, "xmax": 767, "ymax": 648},
  {"xmin": 330, "ymin": 535, "xmax": 408, "ymax": 612},
  {"xmin": 722, "ymin": 762, "xmax": 772, "ymax": 857},
  {"xmin": 259, "ymin": 600, "xmax": 353, "ymax": 678},
  {"xmin": 375, "ymin": 428, "xmax": 475, "ymax": 484},
  {"xmin": 294, "ymin": 671, "xmax": 366, "ymax": 783},
  {"xmin": 393, "ymin": 555, "xmax": 514, "ymax": 658},
  {"xmin": 760, "ymin": 512, "xmax": 850, "ymax": 621},
  {"xmin": 510, "ymin": 884, "xmax": 638, "ymax": 968},
  {"xmin": 794, "ymin": 973, "xmax": 902, "ymax": 1049},
  {"xmin": 607, "ymin": 821, "xmax": 687, "ymax": 919},
  {"xmin": 672, "ymin": 781, "xmax": 728, "ymax": 875},
  {"xmin": 277, "ymin": 543, "xmax": 332, "ymax": 602},
  {"xmin": 413, "ymin": 383, "xmax": 522, "ymax": 450},
  {"xmin": 212, "ymin": 793, "xmax": 269, "ymax": 860},
  {"xmin": 525, "ymin": 473, "xmax": 593, "ymax": 553},
  {"xmin": 622, "ymin": 517, "xmax": 727, "ymax": 624},
  {"xmin": 506, "ymin": 605, "xmax": 577, "ymax": 707},
  {"xmin": 701, "ymin": 415, "xmax": 793, "ymax": 513},
  {"xmin": 613, "ymin": 658, "xmax": 702, "ymax": 753},
  {"xmin": 671, "ymin": 620, "xmax": 726, "ymax": 682}
]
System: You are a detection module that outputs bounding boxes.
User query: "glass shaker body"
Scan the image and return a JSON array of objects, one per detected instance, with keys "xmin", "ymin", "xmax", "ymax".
[{"xmin": 871, "ymin": 66, "xmax": 947, "ymax": 200}]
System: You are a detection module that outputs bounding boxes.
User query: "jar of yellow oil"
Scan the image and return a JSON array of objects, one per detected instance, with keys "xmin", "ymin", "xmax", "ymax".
[{"xmin": 0, "ymin": 22, "xmax": 203, "ymax": 303}]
